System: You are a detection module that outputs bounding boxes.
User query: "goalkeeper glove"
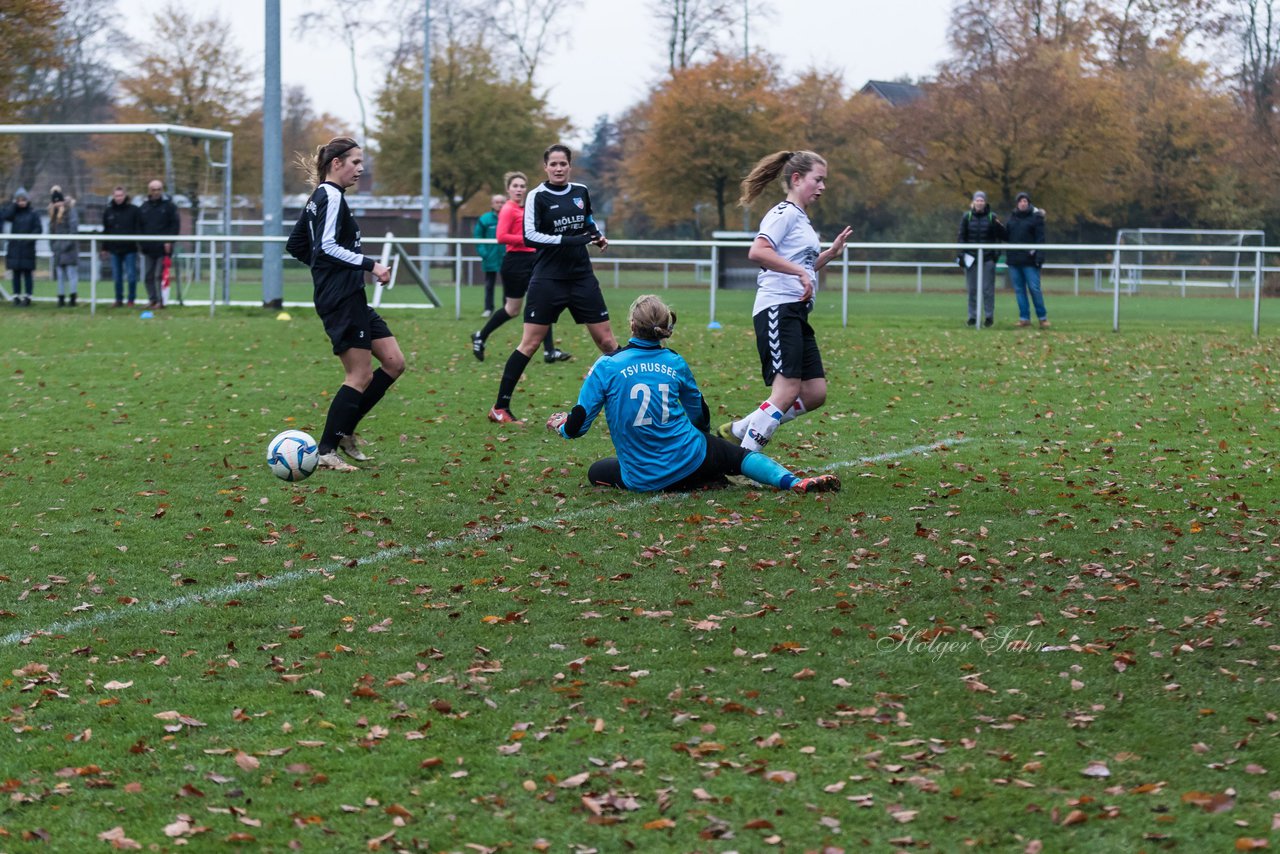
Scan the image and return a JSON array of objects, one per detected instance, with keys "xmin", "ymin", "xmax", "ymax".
[{"xmin": 546, "ymin": 411, "xmax": 568, "ymax": 434}]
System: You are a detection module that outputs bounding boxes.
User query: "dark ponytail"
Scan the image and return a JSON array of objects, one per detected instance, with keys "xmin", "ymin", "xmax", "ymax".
[{"xmin": 294, "ymin": 136, "xmax": 361, "ymax": 187}]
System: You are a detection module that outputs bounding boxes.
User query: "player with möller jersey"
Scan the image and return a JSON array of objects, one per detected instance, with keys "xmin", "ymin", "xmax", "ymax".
[
  {"xmin": 487, "ymin": 144, "xmax": 618, "ymax": 424},
  {"xmin": 718, "ymin": 150, "xmax": 852, "ymax": 453}
]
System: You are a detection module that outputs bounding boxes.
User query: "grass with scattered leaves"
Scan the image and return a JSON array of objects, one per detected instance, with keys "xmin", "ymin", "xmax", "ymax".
[{"xmin": 1, "ymin": 288, "xmax": 1276, "ymax": 852}]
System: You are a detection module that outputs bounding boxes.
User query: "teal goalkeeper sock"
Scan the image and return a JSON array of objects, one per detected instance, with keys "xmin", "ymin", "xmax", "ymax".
[{"xmin": 740, "ymin": 451, "xmax": 797, "ymax": 491}]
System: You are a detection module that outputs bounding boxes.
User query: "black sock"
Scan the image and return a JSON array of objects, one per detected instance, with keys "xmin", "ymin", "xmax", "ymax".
[
  {"xmin": 354, "ymin": 368, "xmax": 396, "ymax": 423},
  {"xmin": 478, "ymin": 307, "xmax": 511, "ymax": 340},
  {"xmin": 543, "ymin": 324, "xmax": 557, "ymax": 355},
  {"xmin": 319, "ymin": 384, "xmax": 364, "ymax": 453},
  {"xmin": 494, "ymin": 350, "xmax": 532, "ymax": 412}
]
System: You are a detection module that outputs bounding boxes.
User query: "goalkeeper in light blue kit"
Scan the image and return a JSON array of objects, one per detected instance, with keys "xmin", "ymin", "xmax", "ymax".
[{"xmin": 546, "ymin": 295, "xmax": 840, "ymax": 494}]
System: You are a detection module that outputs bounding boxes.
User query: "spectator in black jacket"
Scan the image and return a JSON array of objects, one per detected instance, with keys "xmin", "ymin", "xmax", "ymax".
[
  {"xmin": 102, "ymin": 185, "xmax": 142, "ymax": 307},
  {"xmin": 956, "ymin": 190, "xmax": 1006, "ymax": 327},
  {"xmin": 2, "ymin": 188, "xmax": 42, "ymax": 306},
  {"xmin": 139, "ymin": 179, "xmax": 180, "ymax": 309},
  {"xmin": 1005, "ymin": 191, "xmax": 1049, "ymax": 328}
]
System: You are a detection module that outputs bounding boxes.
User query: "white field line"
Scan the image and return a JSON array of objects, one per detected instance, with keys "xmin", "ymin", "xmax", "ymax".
[{"xmin": 1, "ymin": 437, "xmax": 972, "ymax": 648}]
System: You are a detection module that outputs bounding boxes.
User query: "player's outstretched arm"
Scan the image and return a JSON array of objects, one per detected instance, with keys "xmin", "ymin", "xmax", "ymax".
[{"xmin": 547, "ymin": 405, "xmax": 590, "ymax": 438}]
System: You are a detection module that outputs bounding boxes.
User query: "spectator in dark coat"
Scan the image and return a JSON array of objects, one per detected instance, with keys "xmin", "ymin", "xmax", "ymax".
[
  {"xmin": 1005, "ymin": 191, "xmax": 1049, "ymax": 328},
  {"xmin": 138, "ymin": 179, "xmax": 180, "ymax": 308},
  {"xmin": 48, "ymin": 186, "xmax": 80, "ymax": 307},
  {"xmin": 102, "ymin": 185, "xmax": 142, "ymax": 307},
  {"xmin": 956, "ymin": 190, "xmax": 1006, "ymax": 327},
  {"xmin": 2, "ymin": 188, "xmax": 43, "ymax": 306}
]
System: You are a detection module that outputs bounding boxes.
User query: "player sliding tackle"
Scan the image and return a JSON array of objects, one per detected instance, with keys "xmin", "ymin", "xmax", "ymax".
[{"xmin": 546, "ymin": 294, "xmax": 840, "ymax": 495}]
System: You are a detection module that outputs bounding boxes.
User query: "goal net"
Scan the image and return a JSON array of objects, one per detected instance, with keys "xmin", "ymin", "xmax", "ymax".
[
  {"xmin": 1110, "ymin": 228, "xmax": 1265, "ymax": 295},
  {"xmin": 0, "ymin": 123, "xmax": 232, "ymax": 304}
]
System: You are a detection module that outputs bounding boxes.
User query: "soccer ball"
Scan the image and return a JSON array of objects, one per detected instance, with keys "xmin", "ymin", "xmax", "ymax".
[{"xmin": 267, "ymin": 429, "xmax": 319, "ymax": 481}]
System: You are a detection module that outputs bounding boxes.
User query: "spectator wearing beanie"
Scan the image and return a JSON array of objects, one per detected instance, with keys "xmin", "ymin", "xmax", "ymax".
[
  {"xmin": 956, "ymin": 190, "xmax": 1006, "ymax": 327},
  {"xmin": 1005, "ymin": 191, "xmax": 1049, "ymax": 328}
]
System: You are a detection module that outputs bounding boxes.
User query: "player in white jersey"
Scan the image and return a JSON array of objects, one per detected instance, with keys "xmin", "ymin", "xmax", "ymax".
[{"xmin": 718, "ymin": 151, "xmax": 851, "ymax": 452}]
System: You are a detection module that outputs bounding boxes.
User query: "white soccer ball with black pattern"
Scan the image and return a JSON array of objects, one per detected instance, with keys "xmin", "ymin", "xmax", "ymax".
[{"xmin": 267, "ymin": 429, "xmax": 319, "ymax": 481}]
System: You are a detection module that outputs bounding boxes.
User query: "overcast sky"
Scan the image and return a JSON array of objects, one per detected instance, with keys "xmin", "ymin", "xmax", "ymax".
[{"xmin": 127, "ymin": 0, "xmax": 955, "ymax": 143}]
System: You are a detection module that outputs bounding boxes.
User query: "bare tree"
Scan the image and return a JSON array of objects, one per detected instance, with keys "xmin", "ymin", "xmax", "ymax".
[
  {"xmin": 489, "ymin": 0, "xmax": 582, "ymax": 85},
  {"xmin": 947, "ymin": 0, "xmax": 1228, "ymax": 70},
  {"xmin": 8, "ymin": 0, "xmax": 121, "ymax": 195},
  {"xmin": 293, "ymin": 5, "xmax": 404, "ymax": 142},
  {"xmin": 1241, "ymin": 0, "xmax": 1280, "ymax": 128},
  {"xmin": 652, "ymin": 0, "xmax": 770, "ymax": 71}
]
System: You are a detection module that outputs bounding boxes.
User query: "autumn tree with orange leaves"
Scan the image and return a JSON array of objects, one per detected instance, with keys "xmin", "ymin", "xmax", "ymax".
[
  {"xmin": 891, "ymin": 44, "xmax": 1132, "ymax": 222},
  {"xmin": 85, "ymin": 4, "xmax": 253, "ymax": 208},
  {"xmin": 0, "ymin": 0, "xmax": 64, "ymax": 190},
  {"xmin": 623, "ymin": 53, "xmax": 781, "ymax": 237}
]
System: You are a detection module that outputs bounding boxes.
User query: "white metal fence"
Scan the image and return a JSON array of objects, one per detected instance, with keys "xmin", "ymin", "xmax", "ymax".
[{"xmin": 0, "ymin": 232, "xmax": 1273, "ymax": 334}]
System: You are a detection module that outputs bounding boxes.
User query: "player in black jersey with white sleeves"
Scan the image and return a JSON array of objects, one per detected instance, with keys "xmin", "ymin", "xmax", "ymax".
[
  {"xmin": 718, "ymin": 150, "xmax": 851, "ymax": 453},
  {"xmin": 487, "ymin": 144, "xmax": 618, "ymax": 423},
  {"xmin": 286, "ymin": 137, "xmax": 404, "ymax": 471}
]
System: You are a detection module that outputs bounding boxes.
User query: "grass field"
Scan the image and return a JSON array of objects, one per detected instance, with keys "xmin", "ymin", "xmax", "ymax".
[{"xmin": 1, "ymin": 286, "xmax": 1277, "ymax": 852}]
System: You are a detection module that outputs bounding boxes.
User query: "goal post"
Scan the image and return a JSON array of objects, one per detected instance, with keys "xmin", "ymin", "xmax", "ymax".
[
  {"xmin": 1110, "ymin": 228, "xmax": 1266, "ymax": 335},
  {"xmin": 0, "ymin": 123, "xmax": 232, "ymax": 307},
  {"xmin": 1111, "ymin": 228, "xmax": 1265, "ymax": 294}
]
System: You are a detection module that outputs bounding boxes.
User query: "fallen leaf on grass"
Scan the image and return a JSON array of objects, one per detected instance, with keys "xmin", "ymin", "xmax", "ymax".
[
  {"xmin": 1182, "ymin": 791, "xmax": 1235, "ymax": 813},
  {"xmin": 97, "ymin": 826, "xmax": 141, "ymax": 849},
  {"xmin": 557, "ymin": 771, "xmax": 590, "ymax": 788},
  {"xmin": 162, "ymin": 818, "xmax": 190, "ymax": 838},
  {"xmin": 367, "ymin": 829, "xmax": 397, "ymax": 849},
  {"xmin": 1130, "ymin": 781, "xmax": 1167, "ymax": 794},
  {"xmin": 1081, "ymin": 762, "xmax": 1111, "ymax": 778},
  {"xmin": 643, "ymin": 818, "xmax": 676, "ymax": 830}
]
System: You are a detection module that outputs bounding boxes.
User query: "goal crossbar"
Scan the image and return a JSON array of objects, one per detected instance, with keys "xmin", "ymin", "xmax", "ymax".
[
  {"xmin": 0, "ymin": 123, "xmax": 231, "ymax": 140},
  {"xmin": 1112, "ymin": 228, "xmax": 1266, "ymax": 291}
]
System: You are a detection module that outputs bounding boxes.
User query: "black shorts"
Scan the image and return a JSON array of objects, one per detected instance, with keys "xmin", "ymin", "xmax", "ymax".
[
  {"xmin": 587, "ymin": 434, "xmax": 748, "ymax": 492},
  {"xmin": 524, "ymin": 273, "xmax": 610, "ymax": 326},
  {"xmin": 318, "ymin": 291, "xmax": 392, "ymax": 355},
  {"xmin": 499, "ymin": 251, "xmax": 534, "ymax": 300},
  {"xmin": 753, "ymin": 301, "xmax": 824, "ymax": 386}
]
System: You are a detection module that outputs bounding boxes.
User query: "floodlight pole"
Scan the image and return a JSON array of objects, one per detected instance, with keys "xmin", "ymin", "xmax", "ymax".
[
  {"xmin": 419, "ymin": 0, "xmax": 431, "ymax": 280},
  {"xmin": 1253, "ymin": 247, "xmax": 1263, "ymax": 337},
  {"xmin": 741, "ymin": 0, "xmax": 751, "ymax": 233},
  {"xmin": 263, "ymin": 0, "xmax": 284, "ymax": 307}
]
